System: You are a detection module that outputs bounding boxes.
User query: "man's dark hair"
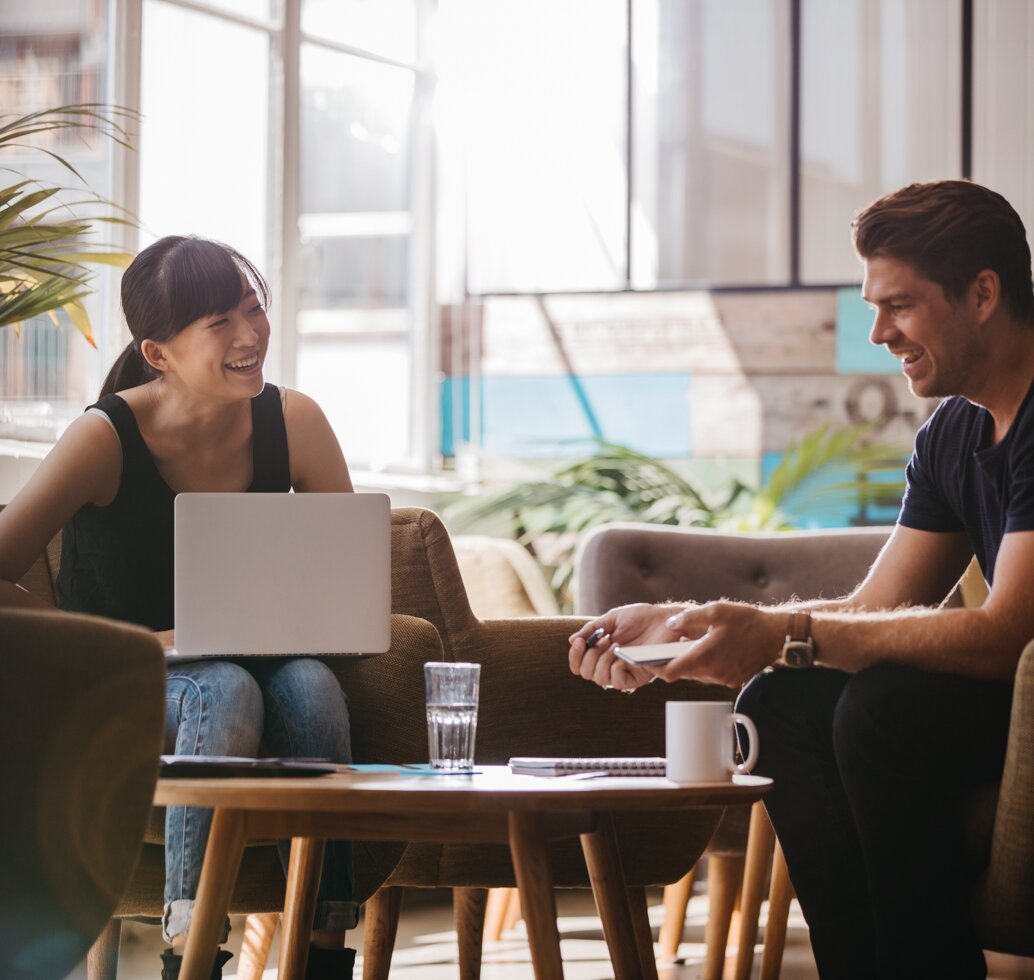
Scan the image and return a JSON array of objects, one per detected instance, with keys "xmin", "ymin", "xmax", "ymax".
[{"xmin": 852, "ymin": 180, "xmax": 1034, "ymax": 323}]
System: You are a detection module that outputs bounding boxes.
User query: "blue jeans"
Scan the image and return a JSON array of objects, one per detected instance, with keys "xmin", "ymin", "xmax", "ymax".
[{"xmin": 162, "ymin": 658, "xmax": 357, "ymax": 944}]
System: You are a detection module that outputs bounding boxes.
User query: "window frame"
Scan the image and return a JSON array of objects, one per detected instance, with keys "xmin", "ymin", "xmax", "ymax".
[
  {"xmin": 463, "ymin": 0, "xmax": 976, "ymax": 300},
  {"xmin": 114, "ymin": 0, "xmax": 438, "ymax": 470}
]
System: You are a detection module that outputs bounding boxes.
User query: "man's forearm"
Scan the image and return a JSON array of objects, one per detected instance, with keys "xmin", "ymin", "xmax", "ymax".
[{"xmin": 810, "ymin": 605, "xmax": 1023, "ymax": 682}]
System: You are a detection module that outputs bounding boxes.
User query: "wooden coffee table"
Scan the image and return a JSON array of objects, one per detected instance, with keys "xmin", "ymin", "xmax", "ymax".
[{"xmin": 155, "ymin": 765, "xmax": 771, "ymax": 980}]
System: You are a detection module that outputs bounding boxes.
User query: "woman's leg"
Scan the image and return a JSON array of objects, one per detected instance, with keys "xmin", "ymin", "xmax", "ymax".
[
  {"xmin": 252, "ymin": 657, "xmax": 359, "ymax": 942},
  {"xmin": 163, "ymin": 660, "xmax": 264, "ymax": 946}
]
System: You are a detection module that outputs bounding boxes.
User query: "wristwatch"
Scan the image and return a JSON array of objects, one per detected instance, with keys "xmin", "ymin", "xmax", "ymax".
[{"xmin": 780, "ymin": 610, "xmax": 815, "ymax": 668}]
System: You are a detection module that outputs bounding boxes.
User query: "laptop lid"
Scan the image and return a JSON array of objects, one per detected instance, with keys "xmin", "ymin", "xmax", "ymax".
[{"xmin": 173, "ymin": 492, "xmax": 391, "ymax": 657}]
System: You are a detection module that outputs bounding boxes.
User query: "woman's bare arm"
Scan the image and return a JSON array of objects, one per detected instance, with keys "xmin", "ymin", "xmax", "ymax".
[
  {"xmin": 283, "ymin": 389, "xmax": 354, "ymax": 493},
  {"xmin": 0, "ymin": 414, "xmax": 121, "ymax": 590}
]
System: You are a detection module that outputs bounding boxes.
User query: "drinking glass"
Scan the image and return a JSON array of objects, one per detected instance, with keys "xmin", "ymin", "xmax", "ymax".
[{"xmin": 424, "ymin": 662, "xmax": 480, "ymax": 770}]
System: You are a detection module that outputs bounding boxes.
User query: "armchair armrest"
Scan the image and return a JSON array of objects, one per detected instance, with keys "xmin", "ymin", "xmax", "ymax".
[
  {"xmin": 328, "ymin": 614, "xmax": 444, "ymax": 765},
  {"xmin": 976, "ymin": 638, "xmax": 1034, "ymax": 955},
  {"xmin": 455, "ymin": 616, "xmax": 731, "ymax": 762}
]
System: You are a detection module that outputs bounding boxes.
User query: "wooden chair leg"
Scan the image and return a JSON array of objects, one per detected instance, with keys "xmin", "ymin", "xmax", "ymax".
[
  {"xmin": 733, "ymin": 802, "xmax": 776, "ymax": 980},
  {"xmin": 483, "ymin": 888, "xmax": 513, "ymax": 941},
  {"xmin": 657, "ymin": 866, "xmax": 698, "ymax": 961},
  {"xmin": 454, "ymin": 887, "xmax": 488, "ymax": 980},
  {"xmin": 581, "ymin": 813, "xmax": 654, "ymax": 980},
  {"xmin": 501, "ymin": 886, "xmax": 522, "ymax": 933},
  {"xmin": 759, "ymin": 841, "xmax": 793, "ymax": 980},
  {"xmin": 627, "ymin": 886, "xmax": 658, "ymax": 979},
  {"xmin": 279, "ymin": 837, "xmax": 327, "ymax": 980},
  {"xmin": 362, "ymin": 886, "xmax": 404, "ymax": 980},
  {"xmin": 703, "ymin": 854, "xmax": 744, "ymax": 980},
  {"xmin": 86, "ymin": 918, "xmax": 120, "ymax": 980},
  {"xmin": 237, "ymin": 912, "xmax": 279, "ymax": 980}
]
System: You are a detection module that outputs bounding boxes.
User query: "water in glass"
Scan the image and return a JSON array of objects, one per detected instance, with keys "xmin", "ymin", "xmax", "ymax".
[{"xmin": 426, "ymin": 702, "xmax": 478, "ymax": 770}]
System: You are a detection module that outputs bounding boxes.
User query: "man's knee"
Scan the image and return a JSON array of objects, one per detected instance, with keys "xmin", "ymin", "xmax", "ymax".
[
  {"xmin": 736, "ymin": 667, "xmax": 781, "ymax": 725},
  {"xmin": 735, "ymin": 669, "xmax": 803, "ymax": 774},
  {"xmin": 831, "ymin": 664, "xmax": 922, "ymax": 770}
]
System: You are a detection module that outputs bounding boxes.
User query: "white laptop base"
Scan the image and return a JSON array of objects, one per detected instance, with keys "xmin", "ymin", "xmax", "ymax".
[{"xmin": 170, "ymin": 492, "xmax": 390, "ymax": 660}]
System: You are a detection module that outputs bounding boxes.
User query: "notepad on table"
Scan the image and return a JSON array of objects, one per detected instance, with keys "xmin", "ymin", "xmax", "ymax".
[{"xmin": 508, "ymin": 756, "xmax": 667, "ymax": 777}]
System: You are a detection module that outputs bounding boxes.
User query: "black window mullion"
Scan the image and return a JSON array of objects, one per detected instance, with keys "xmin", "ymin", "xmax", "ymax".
[
  {"xmin": 790, "ymin": 0, "xmax": 802, "ymax": 286},
  {"xmin": 625, "ymin": 0, "xmax": 634, "ymax": 288},
  {"xmin": 961, "ymin": 0, "xmax": 973, "ymax": 179}
]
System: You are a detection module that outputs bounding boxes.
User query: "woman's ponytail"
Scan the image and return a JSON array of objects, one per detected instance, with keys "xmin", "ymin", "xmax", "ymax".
[{"xmin": 98, "ymin": 342, "xmax": 155, "ymax": 399}]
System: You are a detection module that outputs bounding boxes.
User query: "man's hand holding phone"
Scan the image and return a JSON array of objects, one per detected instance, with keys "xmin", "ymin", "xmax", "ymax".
[
  {"xmin": 611, "ymin": 639, "xmax": 699, "ymax": 666},
  {"xmin": 567, "ymin": 603, "xmax": 693, "ymax": 692}
]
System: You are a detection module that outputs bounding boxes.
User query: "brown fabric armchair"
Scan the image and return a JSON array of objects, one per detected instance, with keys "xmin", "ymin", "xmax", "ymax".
[
  {"xmin": 573, "ymin": 521, "xmax": 1034, "ymax": 975},
  {"xmin": 15, "ymin": 505, "xmax": 736, "ymax": 979},
  {"xmin": 0, "ymin": 606, "xmax": 165, "ymax": 980},
  {"xmin": 362, "ymin": 508, "xmax": 739, "ymax": 978},
  {"xmin": 11, "ymin": 507, "xmax": 444, "ymax": 978}
]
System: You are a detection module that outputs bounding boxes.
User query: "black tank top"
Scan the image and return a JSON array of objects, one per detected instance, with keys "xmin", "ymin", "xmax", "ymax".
[{"xmin": 55, "ymin": 383, "xmax": 290, "ymax": 631}]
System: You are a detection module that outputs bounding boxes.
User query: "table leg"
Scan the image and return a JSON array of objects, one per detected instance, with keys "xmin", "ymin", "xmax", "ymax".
[
  {"xmin": 507, "ymin": 812, "xmax": 565, "ymax": 980},
  {"xmin": 580, "ymin": 813, "xmax": 656, "ymax": 980},
  {"xmin": 734, "ymin": 801, "xmax": 776, "ymax": 980},
  {"xmin": 180, "ymin": 808, "xmax": 247, "ymax": 980},
  {"xmin": 278, "ymin": 836, "xmax": 327, "ymax": 980}
]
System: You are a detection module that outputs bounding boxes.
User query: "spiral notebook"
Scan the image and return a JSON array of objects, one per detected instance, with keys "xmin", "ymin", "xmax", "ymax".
[{"xmin": 508, "ymin": 756, "xmax": 667, "ymax": 777}]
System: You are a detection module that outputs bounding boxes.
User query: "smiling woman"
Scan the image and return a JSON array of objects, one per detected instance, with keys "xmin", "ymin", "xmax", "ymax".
[
  {"xmin": 98, "ymin": 237, "xmax": 270, "ymax": 400},
  {"xmin": 0, "ymin": 234, "xmax": 361, "ymax": 978}
]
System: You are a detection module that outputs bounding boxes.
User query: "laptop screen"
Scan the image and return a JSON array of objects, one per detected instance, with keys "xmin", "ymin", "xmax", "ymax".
[{"xmin": 173, "ymin": 492, "xmax": 391, "ymax": 657}]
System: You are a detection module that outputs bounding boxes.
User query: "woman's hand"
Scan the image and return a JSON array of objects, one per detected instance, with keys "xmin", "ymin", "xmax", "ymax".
[{"xmin": 154, "ymin": 629, "xmax": 176, "ymax": 651}]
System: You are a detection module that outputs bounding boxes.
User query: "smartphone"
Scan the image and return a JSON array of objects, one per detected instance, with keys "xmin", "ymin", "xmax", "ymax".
[{"xmin": 611, "ymin": 640, "xmax": 698, "ymax": 666}]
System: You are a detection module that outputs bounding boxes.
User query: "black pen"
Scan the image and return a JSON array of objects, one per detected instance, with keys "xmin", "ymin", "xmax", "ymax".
[{"xmin": 585, "ymin": 626, "xmax": 606, "ymax": 649}]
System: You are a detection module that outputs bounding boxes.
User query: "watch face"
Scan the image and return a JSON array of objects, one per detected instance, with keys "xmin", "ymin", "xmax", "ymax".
[{"xmin": 783, "ymin": 641, "xmax": 814, "ymax": 668}]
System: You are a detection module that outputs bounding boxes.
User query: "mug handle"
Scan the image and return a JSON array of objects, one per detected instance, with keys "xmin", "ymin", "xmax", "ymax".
[{"xmin": 727, "ymin": 713, "xmax": 759, "ymax": 774}]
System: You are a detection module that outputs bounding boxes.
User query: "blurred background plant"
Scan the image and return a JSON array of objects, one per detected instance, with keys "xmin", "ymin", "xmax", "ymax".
[
  {"xmin": 0, "ymin": 103, "xmax": 137, "ymax": 347},
  {"xmin": 446, "ymin": 422, "xmax": 907, "ymax": 612}
]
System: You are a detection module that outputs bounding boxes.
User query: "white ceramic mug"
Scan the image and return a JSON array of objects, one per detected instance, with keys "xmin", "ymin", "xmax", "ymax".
[{"xmin": 665, "ymin": 701, "xmax": 759, "ymax": 783}]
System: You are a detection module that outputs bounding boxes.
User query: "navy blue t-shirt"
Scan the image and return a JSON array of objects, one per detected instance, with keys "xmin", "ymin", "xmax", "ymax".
[{"xmin": 898, "ymin": 377, "xmax": 1034, "ymax": 586}]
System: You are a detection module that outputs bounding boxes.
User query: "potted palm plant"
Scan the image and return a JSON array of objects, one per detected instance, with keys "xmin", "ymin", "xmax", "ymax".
[
  {"xmin": 0, "ymin": 103, "xmax": 138, "ymax": 347},
  {"xmin": 445, "ymin": 422, "xmax": 908, "ymax": 611}
]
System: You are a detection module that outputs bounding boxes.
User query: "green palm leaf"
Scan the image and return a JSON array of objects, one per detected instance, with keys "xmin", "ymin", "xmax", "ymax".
[
  {"xmin": 446, "ymin": 425, "xmax": 908, "ymax": 611},
  {"xmin": 0, "ymin": 103, "xmax": 139, "ymax": 342}
]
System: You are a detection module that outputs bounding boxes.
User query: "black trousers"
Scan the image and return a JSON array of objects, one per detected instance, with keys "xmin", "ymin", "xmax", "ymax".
[{"xmin": 735, "ymin": 663, "xmax": 1013, "ymax": 980}]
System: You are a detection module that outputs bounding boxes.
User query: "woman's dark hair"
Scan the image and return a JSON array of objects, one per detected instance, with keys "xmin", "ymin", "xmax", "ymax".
[
  {"xmin": 852, "ymin": 180, "xmax": 1034, "ymax": 324},
  {"xmin": 99, "ymin": 235, "xmax": 270, "ymax": 398}
]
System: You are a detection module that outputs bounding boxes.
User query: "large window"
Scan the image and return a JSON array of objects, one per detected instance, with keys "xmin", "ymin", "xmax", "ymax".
[
  {"xmin": 5, "ymin": 0, "xmax": 1034, "ymax": 471},
  {"xmin": 633, "ymin": 0, "xmax": 792, "ymax": 287},
  {"xmin": 444, "ymin": 0, "xmax": 994, "ymax": 295},
  {"xmin": 137, "ymin": 0, "xmax": 433, "ymax": 470},
  {"xmin": 972, "ymin": 1, "xmax": 1034, "ymax": 228},
  {"xmin": 0, "ymin": 2, "xmax": 117, "ymax": 437},
  {"xmin": 800, "ymin": 0, "xmax": 962, "ymax": 282}
]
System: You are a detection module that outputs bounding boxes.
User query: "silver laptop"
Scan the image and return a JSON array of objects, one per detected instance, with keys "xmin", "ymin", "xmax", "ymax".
[{"xmin": 169, "ymin": 492, "xmax": 391, "ymax": 659}]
